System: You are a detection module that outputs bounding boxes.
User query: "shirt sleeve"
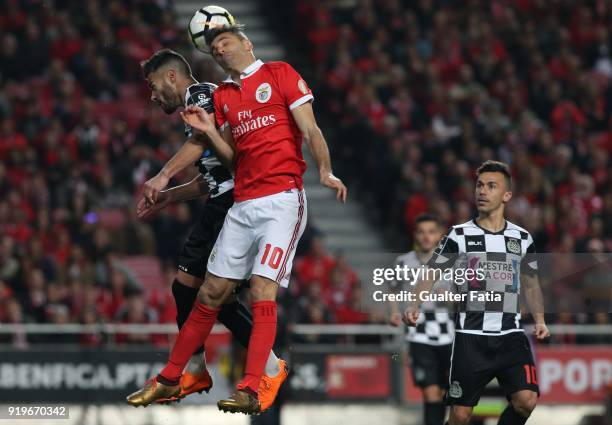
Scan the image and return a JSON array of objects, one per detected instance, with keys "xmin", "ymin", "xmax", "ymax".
[
  {"xmin": 521, "ymin": 236, "xmax": 538, "ymax": 276},
  {"xmin": 213, "ymin": 89, "xmax": 229, "ymax": 131},
  {"xmin": 186, "ymin": 83, "xmax": 216, "ymax": 113},
  {"xmin": 427, "ymin": 229, "xmax": 460, "ymax": 270},
  {"xmin": 184, "ymin": 83, "xmax": 217, "ymax": 138},
  {"xmin": 276, "ymin": 62, "xmax": 314, "ymax": 110}
]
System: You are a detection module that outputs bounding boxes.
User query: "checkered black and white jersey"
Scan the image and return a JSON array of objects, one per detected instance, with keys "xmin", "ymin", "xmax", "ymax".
[
  {"xmin": 183, "ymin": 83, "xmax": 234, "ymax": 198},
  {"xmin": 393, "ymin": 251, "xmax": 454, "ymax": 346},
  {"xmin": 427, "ymin": 219, "xmax": 537, "ymax": 336}
]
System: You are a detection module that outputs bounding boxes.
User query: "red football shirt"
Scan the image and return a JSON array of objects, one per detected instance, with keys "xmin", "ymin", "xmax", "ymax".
[{"xmin": 213, "ymin": 60, "xmax": 313, "ymax": 201}]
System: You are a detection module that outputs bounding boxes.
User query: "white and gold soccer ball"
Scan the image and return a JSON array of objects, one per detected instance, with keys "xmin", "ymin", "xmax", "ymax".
[{"xmin": 188, "ymin": 5, "xmax": 236, "ymax": 53}]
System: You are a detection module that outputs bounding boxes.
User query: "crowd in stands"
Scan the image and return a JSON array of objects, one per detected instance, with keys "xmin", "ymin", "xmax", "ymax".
[
  {"xmin": 295, "ymin": 0, "xmax": 612, "ymax": 255},
  {"xmin": 0, "ymin": 0, "xmax": 204, "ymax": 346},
  {"xmin": 291, "ymin": 0, "xmax": 612, "ymax": 335}
]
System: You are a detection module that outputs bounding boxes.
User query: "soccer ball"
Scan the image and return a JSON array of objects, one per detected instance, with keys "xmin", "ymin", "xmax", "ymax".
[{"xmin": 188, "ymin": 5, "xmax": 236, "ymax": 53}]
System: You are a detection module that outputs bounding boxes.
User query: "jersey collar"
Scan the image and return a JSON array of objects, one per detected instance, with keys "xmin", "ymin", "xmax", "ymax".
[
  {"xmin": 223, "ymin": 59, "xmax": 264, "ymax": 85},
  {"xmin": 472, "ymin": 217, "xmax": 507, "ymax": 235}
]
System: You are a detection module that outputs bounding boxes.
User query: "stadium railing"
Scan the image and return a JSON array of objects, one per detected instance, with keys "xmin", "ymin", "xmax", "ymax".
[{"xmin": 0, "ymin": 323, "xmax": 610, "ymax": 337}]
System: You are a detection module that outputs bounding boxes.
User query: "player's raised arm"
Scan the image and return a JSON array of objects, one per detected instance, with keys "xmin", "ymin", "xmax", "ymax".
[
  {"xmin": 291, "ymin": 102, "xmax": 347, "ymax": 203},
  {"xmin": 137, "ymin": 174, "xmax": 209, "ymax": 219},
  {"xmin": 181, "ymin": 105, "xmax": 236, "ymax": 170},
  {"xmin": 143, "ymin": 134, "xmax": 208, "ymax": 204}
]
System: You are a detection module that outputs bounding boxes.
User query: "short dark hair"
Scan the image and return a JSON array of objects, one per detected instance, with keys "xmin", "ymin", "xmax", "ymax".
[
  {"xmin": 476, "ymin": 160, "xmax": 512, "ymax": 190},
  {"xmin": 414, "ymin": 213, "xmax": 442, "ymax": 228},
  {"xmin": 141, "ymin": 49, "xmax": 192, "ymax": 78},
  {"xmin": 205, "ymin": 24, "xmax": 247, "ymax": 47}
]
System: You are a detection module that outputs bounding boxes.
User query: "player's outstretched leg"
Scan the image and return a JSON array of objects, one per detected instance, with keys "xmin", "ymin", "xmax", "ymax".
[
  {"xmin": 217, "ymin": 275, "xmax": 278, "ymax": 415},
  {"xmin": 126, "ymin": 273, "xmax": 236, "ymax": 407},
  {"xmin": 154, "ymin": 274, "xmax": 213, "ymax": 404},
  {"xmin": 217, "ymin": 299, "xmax": 289, "ymax": 412}
]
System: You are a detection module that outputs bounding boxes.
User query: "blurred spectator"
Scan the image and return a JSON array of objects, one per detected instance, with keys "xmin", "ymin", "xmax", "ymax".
[
  {"xmin": 291, "ymin": 281, "xmax": 337, "ymax": 344},
  {"xmin": 0, "ymin": 297, "xmax": 29, "ymax": 348},
  {"xmin": 114, "ymin": 292, "xmax": 163, "ymax": 345},
  {"xmin": 0, "ymin": 235, "xmax": 19, "ymax": 290},
  {"xmin": 19, "ymin": 268, "xmax": 47, "ymax": 323},
  {"xmin": 295, "ymin": 236, "xmax": 336, "ymax": 291},
  {"xmin": 39, "ymin": 304, "xmax": 80, "ymax": 344},
  {"xmin": 334, "ymin": 287, "xmax": 369, "ymax": 325},
  {"xmin": 328, "ymin": 258, "xmax": 359, "ymax": 309},
  {"xmin": 79, "ymin": 306, "xmax": 104, "ymax": 347}
]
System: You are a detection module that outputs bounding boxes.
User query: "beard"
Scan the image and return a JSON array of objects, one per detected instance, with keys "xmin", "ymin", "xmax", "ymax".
[
  {"xmin": 159, "ymin": 85, "xmax": 180, "ymax": 114},
  {"xmin": 160, "ymin": 103, "xmax": 178, "ymax": 114}
]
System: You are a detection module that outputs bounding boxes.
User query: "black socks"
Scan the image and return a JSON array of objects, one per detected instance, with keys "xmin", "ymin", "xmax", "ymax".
[
  {"xmin": 424, "ymin": 402, "xmax": 446, "ymax": 425},
  {"xmin": 498, "ymin": 404, "xmax": 528, "ymax": 425},
  {"xmin": 217, "ymin": 299, "xmax": 253, "ymax": 348},
  {"xmin": 171, "ymin": 279, "xmax": 204, "ymax": 355}
]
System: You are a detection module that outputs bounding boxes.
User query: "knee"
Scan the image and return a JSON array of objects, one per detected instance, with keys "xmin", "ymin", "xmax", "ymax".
[
  {"xmin": 249, "ymin": 284, "xmax": 267, "ymax": 302},
  {"xmin": 512, "ymin": 393, "xmax": 538, "ymax": 417},
  {"xmin": 423, "ymin": 385, "xmax": 444, "ymax": 403},
  {"xmin": 249, "ymin": 278, "xmax": 277, "ymax": 302},
  {"xmin": 198, "ymin": 278, "xmax": 228, "ymax": 307},
  {"xmin": 449, "ymin": 406, "xmax": 472, "ymax": 425}
]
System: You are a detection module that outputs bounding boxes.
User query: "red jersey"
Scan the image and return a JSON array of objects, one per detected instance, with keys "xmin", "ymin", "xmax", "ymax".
[{"xmin": 213, "ymin": 60, "xmax": 313, "ymax": 201}]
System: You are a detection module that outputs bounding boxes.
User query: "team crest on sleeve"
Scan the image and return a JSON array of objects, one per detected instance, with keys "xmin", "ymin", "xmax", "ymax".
[
  {"xmin": 196, "ymin": 93, "xmax": 209, "ymax": 107},
  {"xmin": 506, "ymin": 237, "xmax": 521, "ymax": 254},
  {"xmin": 298, "ymin": 79, "xmax": 308, "ymax": 94},
  {"xmin": 223, "ymin": 104, "xmax": 229, "ymax": 113},
  {"xmin": 256, "ymin": 83, "xmax": 272, "ymax": 103}
]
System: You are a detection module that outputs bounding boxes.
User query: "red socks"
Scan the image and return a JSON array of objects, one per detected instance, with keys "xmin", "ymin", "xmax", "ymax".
[
  {"xmin": 159, "ymin": 302, "xmax": 220, "ymax": 383},
  {"xmin": 159, "ymin": 299, "xmax": 277, "ymax": 393},
  {"xmin": 237, "ymin": 301, "xmax": 277, "ymax": 393}
]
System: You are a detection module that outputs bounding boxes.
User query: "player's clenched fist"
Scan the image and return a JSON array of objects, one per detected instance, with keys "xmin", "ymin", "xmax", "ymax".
[
  {"xmin": 143, "ymin": 173, "xmax": 170, "ymax": 205},
  {"xmin": 181, "ymin": 105, "xmax": 216, "ymax": 135},
  {"xmin": 403, "ymin": 307, "xmax": 420, "ymax": 326},
  {"xmin": 533, "ymin": 323, "xmax": 550, "ymax": 340},
  {"xmin": 320, "ymin": 172, "xmax": 347, "ymax": 203}
]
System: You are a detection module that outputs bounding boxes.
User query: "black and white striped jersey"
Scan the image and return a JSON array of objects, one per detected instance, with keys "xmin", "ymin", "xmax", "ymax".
[
  {"xmin": 427, "ymin": 219, "xmax": 538, "ymax": 336},
  {"xmin": 184, "ymin": 83, "xmax": 234, "ymax": 198},
  {"xmin": 393, "ymin": 251, "xmax": 454, "ymax": 346}
]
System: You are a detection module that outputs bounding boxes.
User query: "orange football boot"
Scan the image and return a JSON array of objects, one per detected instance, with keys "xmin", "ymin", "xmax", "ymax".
[
  {"xmin": 258, "ymin": 359, "xmax": 288, "ymax": 412},
  {"xmin": 156, "ymin": 369, "xmax": 213, "ymax": 404}
]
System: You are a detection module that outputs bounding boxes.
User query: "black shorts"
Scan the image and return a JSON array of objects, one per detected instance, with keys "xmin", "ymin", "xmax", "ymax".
[
  {"xmin": 409, "ymin": 342, "xmax": 452, "ymax": 388},
  {"xmin": 446, "ymin": 331, "xmax": 539, "ymax": 406},
  {"xmin": 177, "ymin": 190, "xmax": 233, "ymax": 279}
]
